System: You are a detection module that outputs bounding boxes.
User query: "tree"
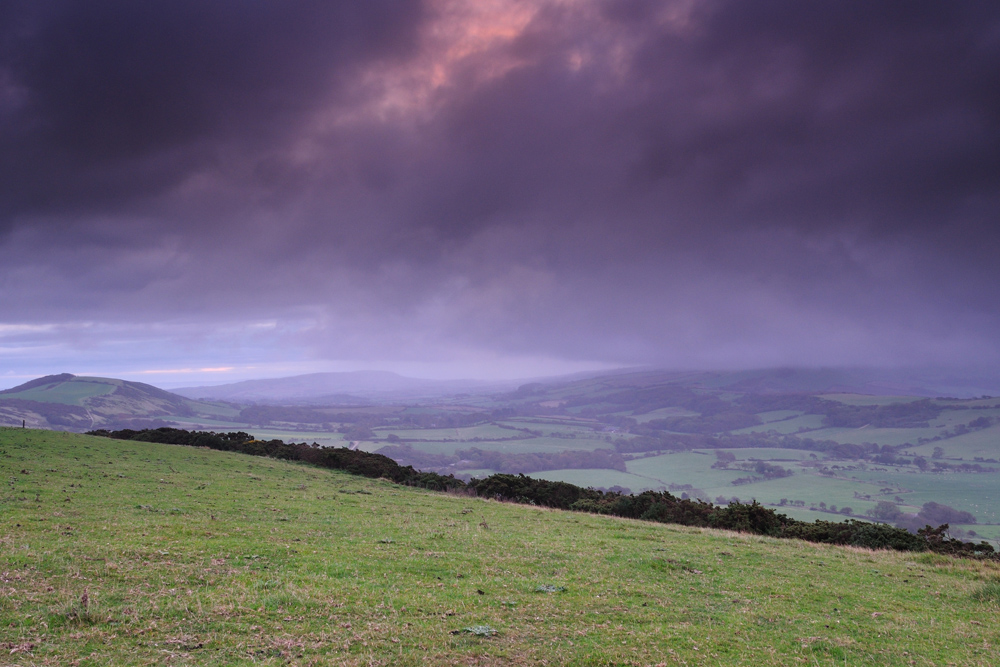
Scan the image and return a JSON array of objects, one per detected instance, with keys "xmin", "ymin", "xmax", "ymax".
[
  {"xmin": 868, "ymin": 501, "xmax": 902, "ymax": 522},
  {"xmin": 932, "ymin": 447, "xmax": 944, "ymax": 459}
]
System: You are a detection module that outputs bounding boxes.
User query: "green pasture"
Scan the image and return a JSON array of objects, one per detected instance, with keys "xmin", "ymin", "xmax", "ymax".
[
  {"xmin": 5, "ymin": 428, "xmax": 1000, "ymax": 665},
  {"xmin": 955, "ymin": 524, "xmax": 1000, "ymax": 543},
  {"xmin": 818, "ymin": 394, "xmax": 923, "ymax": 406},
  {"xmin": 760, "ymin": 505, "xmax": 866, "ymax": 524},
  {"xmin": 630, "ymin": 406, "xmax": 700, "ymax": 423},
  {"xmin": 756, "ymin": 410, "xmax": 805, "ymax": 423},
  {"xmin": 375, "ymin": 424, "xmax": 522, "ymax": 441},
  {"xmin": 731, "ymin": 414, "xmax": 827, "ymax": 435},
  {"xmin": 249, "ymin": 428, "xmax": 348, "ymax": 448},
  {"xmin": 496, "ymin": 420, "xmax": 600, "ymax": 436},
  {"xmin": 695, "ymin": 473, "xmax": 883, "ymax": 515},
  {"xmin": 803, "ymin": 426, "xmax": 945, "ymax": 447},
  {"xmin": 697, "ymin": 448, "xmax": 826, "ymax": 461},
  {"xmin": 625, "ymin": 452, "xmax": 744, "ymax": 489},
  {"xmin": 190, "ymin": 401, "xmax": 244, "ymax": 419},
  {"xmin": 394, "ymin": 437, "xmax": 614, "ymax": 458},
  {"xmin": 164, "ymin": 416, "xmax": 248, "ymax": 430},
  {"xmin": 3, "ymin": 378, "xmax": 116, "ymax": 405},
  {"xmin": 848, "ymin": 469, "xmax": 1000, "ymax": 524},
  {"xmin": 528, "ymin": 469, "xmax": 666, "ymax": 492},
  {"xmin": 908, "ymin": 424, "xmax": 1000, "ymax": 459},
  {"xmin": 931, "ymin": 408, "xmax": 1000, "ymax": 427}
]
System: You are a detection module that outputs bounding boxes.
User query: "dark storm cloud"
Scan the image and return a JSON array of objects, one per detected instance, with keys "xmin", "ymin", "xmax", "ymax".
[
  {"xmin": 1, "ymin": 0, "xmax": 999, "ymax": 377},
  {"xmin": 0, "ymin": 0, "xmax": 422, "ymax": 223}
]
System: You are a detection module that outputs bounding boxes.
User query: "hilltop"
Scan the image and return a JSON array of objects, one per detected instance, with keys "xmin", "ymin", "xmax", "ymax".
[
  {"xmin": 0, "ymin": 374, "xmax": 238, "ymax": 431},
  {"xmin": 1, "ymin": 427, "xmax": 998, "ymax": 665}
]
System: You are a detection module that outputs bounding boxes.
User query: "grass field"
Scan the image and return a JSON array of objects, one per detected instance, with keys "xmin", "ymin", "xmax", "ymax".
[
  {"xmin": 3, "ymin": 428, "xmax": 1000, "ymax": 665},
  {"xmin": 847, "ymin": 470, "xmax": 1000, "ymax": 524},
  {"xmin": 731, "ymin": 415, "xmax": 827, "ymax": 435},
  {"xmin": 756, "ymin": 411, "xmax": 804, "ymax": 423},
  {"xmin": 527, "ymin": 469, "xmax": 666, "ymax": 492},
  {"xmin": 375, "ymin": 424, "xmax": 526, "ymax": 441},
  {"xmin": 697, "ymin": 448, "xmax": 826, "ymax": 461},
  {"xmin": 908, "ymin": 424, "xmax": 1000, "ymax": 459},
  {"xmin": 393, "ymin": 438, "xmax": 615, "ymax": 458},
  {"xmin": 2, "ymin": 378, "xmax": 116, "ymax": 405},
  {"xmin": 799, "ymin": 426, "xmax": 948, "ymax": 448},
  {"xmin": 817, "ymin": 395, "xmax": 923, "ymax": 406},
  {"xmin": 625, "ymin": 452, "xmax": 745, "ymax": 489}
]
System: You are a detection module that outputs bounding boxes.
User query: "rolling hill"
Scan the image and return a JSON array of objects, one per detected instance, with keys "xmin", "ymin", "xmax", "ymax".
[
  {"xmin": 1, "ymin": 427, "xmax": 998, "ymax": 665},
  {"xmin": 0, "ymin": 373, "xmax": 239, "ymax": 431}
]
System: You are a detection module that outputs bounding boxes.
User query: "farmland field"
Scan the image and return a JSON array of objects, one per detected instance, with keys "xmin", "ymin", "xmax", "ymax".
[
  {"xmin": 799, "ymin": 426, "xmax": 949, "ymax": 447},
  {"xmin": 908, "ymin": 424, "xmax": 1000, "ymax": 459},
  {"xmin": 731, "ymin": 414, "xmax": 827, "ymax": 434}
]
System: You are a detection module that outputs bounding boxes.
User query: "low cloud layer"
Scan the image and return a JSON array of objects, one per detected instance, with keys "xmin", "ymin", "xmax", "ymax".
[{"xmin": 2, "ymin": 1, "xmax": 999, "ymax": 385}]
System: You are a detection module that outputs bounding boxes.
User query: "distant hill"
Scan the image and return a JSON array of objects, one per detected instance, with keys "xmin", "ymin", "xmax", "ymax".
[
  {"xmin": 519, "ymin": 367, "xmax": 1000, "ymax": 400},
  {"xmin": 171, "ymin": 365, "xmax": 1000, "ymax": 407},
  {"xmin": 173, "ymin": 370, "xmax": 507, "ymax": 404},
  {"xmin": 698, "ymin": 367, "xmax": 1000, "ymax": 398},
  {"xmin": 0, "ymin": 374, "xmax": 238, "ymax": 431}
]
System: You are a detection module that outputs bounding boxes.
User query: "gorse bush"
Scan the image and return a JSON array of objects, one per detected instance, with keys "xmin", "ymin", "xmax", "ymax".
[{"xmin": 88, "ymin": 428, "xmax": 996, "ymax": 560}]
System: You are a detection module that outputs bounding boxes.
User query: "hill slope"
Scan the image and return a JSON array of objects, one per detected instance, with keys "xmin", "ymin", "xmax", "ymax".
[
  {"xmin": 0, "ymin": 374, "xmax": 238, "ymax": 430},
  {"xmin": 1, "ymin": 427, "xmax": 998, "ymax": 665},
  {"xmin": 173, "ymin": 370, "xmax": 503, "ymax": 404}
]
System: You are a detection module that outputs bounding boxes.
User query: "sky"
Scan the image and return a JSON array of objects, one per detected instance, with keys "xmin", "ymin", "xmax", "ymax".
[{"xmin": 1, "ymin": 0, "xmax": 999, "ymax": 388}]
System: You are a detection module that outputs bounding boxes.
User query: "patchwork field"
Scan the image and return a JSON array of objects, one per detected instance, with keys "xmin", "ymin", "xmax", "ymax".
[{"xmin": 3, "ymin": 428, "xmax": 1000, "ymax": 665}]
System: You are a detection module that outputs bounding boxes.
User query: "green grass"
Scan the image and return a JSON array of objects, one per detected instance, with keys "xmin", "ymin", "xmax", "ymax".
[
  {"xmin": 390, "ymin": 438, "xmax": 614, "ymax": 458},
  {"xmin": 802, "ymin": 426, "xmax": 947, "ymax": 447},
  {"xmin": 697, "ymin": 448, "xmax": 827, "ymax": 461},
  {"xmin": 731, "ymin": 414, "xmax": 828, "ymax": 435},
  {"xmin": 698, "ymin": 474, "xmax": 882, "ymax": 514},
  {"xmin": 908, "ymin": 424, "xmax": 1000, "ymax": 459},
  {"xmin": 528, "ymin": 469, "xmax": 664, "ymax": 492},
  {"xmin": 630, "ymin": 407, "xmax": 700, "ymax": 423},
  {"xmin": 818, "ymin": 394, "xmax": 924, "ymax": 406},
  {"xmin": 847, "ymin": 470, "xmax": 1000, "ymax": 524},
  {"xmin": 3, "ymin": 428, "xmax": 1000, "ymax": 665},
  {"xmin": 248, "ymin": 427, "xmax": 348, "ymax": 448},
  {"xmin": 626, "ymin": 452, "xmax": 745, "ymax": 488},
  {"xmin": 375, "ymin": 424, "xmax": 522, "ymax": 441},
  {"xmin": 4, "ymin": 378, "xmax": 116, "ymax": 405},
  {"xmin": 756, "ymin": 410, "xmax": 805, "ymax": 423}
]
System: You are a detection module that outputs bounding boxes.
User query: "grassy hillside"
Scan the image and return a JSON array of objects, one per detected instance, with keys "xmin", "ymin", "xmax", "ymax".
[
  {"xmin": 2, "ymin": 428, "xmax": 999, "ymax": 665},
  {"xmin": 0, "ymin": 375, "xmax": 239, "ymax": 431}
]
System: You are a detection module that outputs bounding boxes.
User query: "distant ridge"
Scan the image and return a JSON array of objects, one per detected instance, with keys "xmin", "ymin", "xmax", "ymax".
[{"xmin": 172, "ymin": 370, "xmax": 504, "ymax": 404}]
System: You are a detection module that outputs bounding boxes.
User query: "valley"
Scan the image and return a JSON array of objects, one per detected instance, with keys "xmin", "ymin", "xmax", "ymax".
[{"xmin": 3, "ymin": 369, "xmax": 1000, "ymax": 546}]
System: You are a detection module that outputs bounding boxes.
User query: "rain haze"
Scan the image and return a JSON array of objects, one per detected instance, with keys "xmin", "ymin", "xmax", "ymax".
[{"xmin": 2, "ymin": 0, "xmax": 999, "ymax": 388}]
